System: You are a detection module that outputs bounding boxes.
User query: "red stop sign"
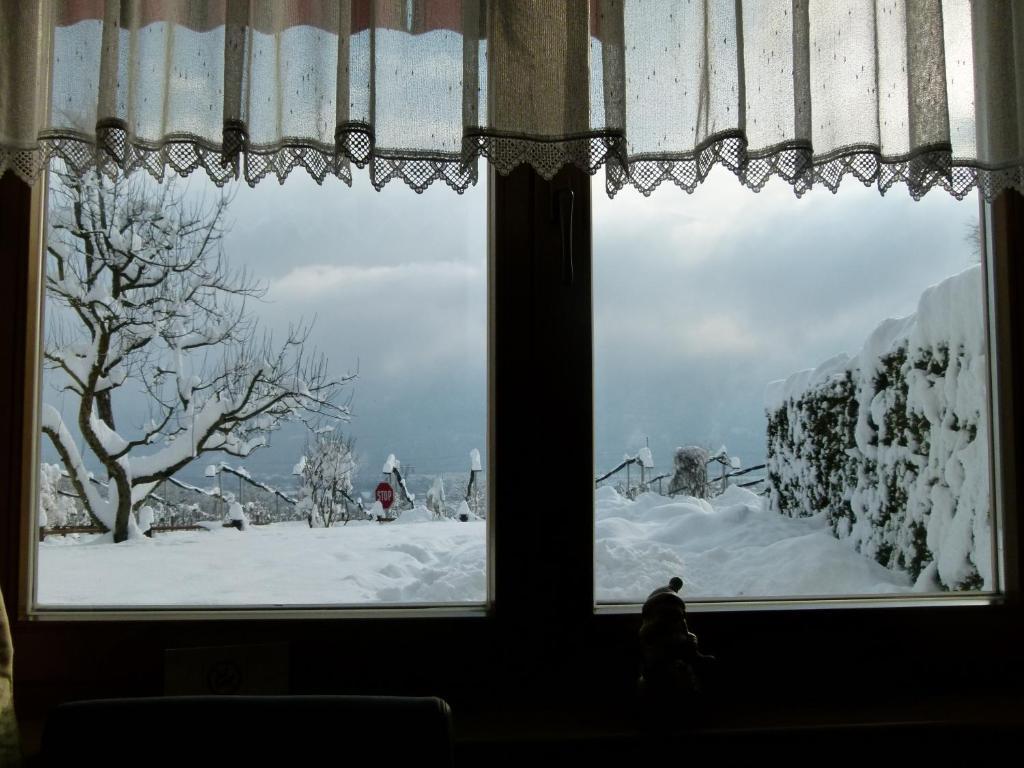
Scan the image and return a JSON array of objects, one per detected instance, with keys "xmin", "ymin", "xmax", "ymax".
[{"xmin": 375, "ymin": 482, "xmax": 395, "ymax": 510}]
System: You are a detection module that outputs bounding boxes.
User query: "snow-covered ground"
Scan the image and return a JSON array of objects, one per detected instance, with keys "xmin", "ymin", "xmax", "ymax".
[
  {"xmin": 38, "ymin": 514, "xmax": 485, "ymax": 606},
  {"xmin": 38, "ymin": 487, "xmax": 911, "ymax": 607},
  {"xmin": 595, "ymin": 485, "xmax": 908, "ymax": 601}
]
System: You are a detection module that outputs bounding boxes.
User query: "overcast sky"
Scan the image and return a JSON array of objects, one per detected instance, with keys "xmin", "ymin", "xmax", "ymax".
[
  {"xmin": 43, "ymin": 162, "xmax": 980, "ymax": 488},
  {"xmin": 233, "ymin": 164, "xmax": 977, "ymax": 481},
  {"xmin": 213, "ymin": 169, "xmax": 487, "ymax": 483},
  {"xmin": 41, "ymin": 21, "xmax": 982, "ymax": 489},
  {"xmin": 593, "ymin": 170, "xmax": 979, "ymax": 473}
]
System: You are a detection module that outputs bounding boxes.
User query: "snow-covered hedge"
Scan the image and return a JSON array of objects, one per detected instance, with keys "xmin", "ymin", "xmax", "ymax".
[{"xmin": 765, "ymin": 266, "xmax": 991, "ymax": 591}]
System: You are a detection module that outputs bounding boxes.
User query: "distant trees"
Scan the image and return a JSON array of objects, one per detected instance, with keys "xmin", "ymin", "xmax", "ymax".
[
  {"xmin": 42, "ymin": 168, "xmax": 350, "ymax": 542},
  {"xmin": 295, "ymin": 432, "xmax": 358, "ymax": 528}
]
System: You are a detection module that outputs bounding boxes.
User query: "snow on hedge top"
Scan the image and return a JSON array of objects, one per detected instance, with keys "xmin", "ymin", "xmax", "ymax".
[
  {"xmin": 765, "ymin": 265, "xmax": 983, "ymax": 411},
  {"xmin": 764, "ymin": 353, "xmax": 851, "ymax": 412}
]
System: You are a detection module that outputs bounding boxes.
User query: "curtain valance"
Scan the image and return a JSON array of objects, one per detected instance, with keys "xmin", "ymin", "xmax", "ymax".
[{"xmin": 1, "ymin": 0, "xmax": 1022, "ymax": 199}]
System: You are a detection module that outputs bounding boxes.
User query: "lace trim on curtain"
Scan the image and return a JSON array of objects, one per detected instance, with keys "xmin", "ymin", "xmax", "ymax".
[
  {"xmin": 464, "ymin": 130, "xmax": 627, "ymax": 180},
  {"xmin": 606, "ymin": 132, "xmax": 1024, "ymax": 202},
  {"xmin": 0, "ymin": 125, "xmax": 625, "ymax": 193},
  {"xmin": 2, "ymin": 126, "xmax": 1022, "ymax": 200}
]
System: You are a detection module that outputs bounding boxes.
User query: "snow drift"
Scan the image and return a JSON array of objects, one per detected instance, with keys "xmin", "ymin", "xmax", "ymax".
[{"xmin": 40, "ymin": 485, "xmax": 912, "ymax": 606}]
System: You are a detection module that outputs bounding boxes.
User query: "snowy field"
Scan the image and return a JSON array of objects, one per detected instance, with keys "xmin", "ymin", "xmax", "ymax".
[
  {"xmin": 595, "ymin": 486, "xmax": 908, "ymax": 601},
  {"xmin": 38, "ymin": 486, "xmax": 911, "ymax": 607}
]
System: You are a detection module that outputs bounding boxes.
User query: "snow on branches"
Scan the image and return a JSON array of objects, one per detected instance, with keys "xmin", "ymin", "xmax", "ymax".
[
  {"xmin": 42, "ymin": 168, "xmax": 352, "ymax": 542},
  {"xmin": 38, "ymin": 462, "xmax": 78, "ymax": 529},
  {"xmin": 295, "ymin": 432, "xmax": 358, "ymax": 528}
]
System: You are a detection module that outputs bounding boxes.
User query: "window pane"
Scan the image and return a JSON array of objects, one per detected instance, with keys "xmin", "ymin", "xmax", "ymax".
[
  {"xmin": 36, "ymin": 165, "xmax": 486, "ymax": 608},
  {"xmin": 593, "ymin": 172, "xmax": 993, "ymax": 601}
]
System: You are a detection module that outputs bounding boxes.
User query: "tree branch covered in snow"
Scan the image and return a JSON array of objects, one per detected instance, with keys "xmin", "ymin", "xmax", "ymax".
[{"xmin": 42, "ymin": 168, "xmax": 352, "ymax": 542}]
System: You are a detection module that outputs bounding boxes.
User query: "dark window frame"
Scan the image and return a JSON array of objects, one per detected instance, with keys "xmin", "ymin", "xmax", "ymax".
[{"xmin": 2, "ymin": 166, "xmax": 1023, "ymax": 742}]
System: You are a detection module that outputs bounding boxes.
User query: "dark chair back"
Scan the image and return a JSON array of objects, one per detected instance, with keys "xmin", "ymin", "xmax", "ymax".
[{"xmin": 41, "ymin": 695, "xmax": 453, "ymax": 767}]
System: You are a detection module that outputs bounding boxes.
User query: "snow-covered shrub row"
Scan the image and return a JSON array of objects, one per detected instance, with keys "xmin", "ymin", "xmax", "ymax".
[{"xmin": 765, "ymin": 266, "xmax": 991, "ymax": 591}]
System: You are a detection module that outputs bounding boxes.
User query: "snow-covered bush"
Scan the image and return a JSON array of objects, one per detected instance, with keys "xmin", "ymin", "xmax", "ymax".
[
  {"xmin": 426, "ymin": 476, "xmax": 447, "ymax": 518},
  {"xmin": 367, "ymin": 500, "xmax": 385, "ymax": 521},
  {"xmin": 243, "ymin": 500, "xmax": 270, "ymax": 525},
  {"xmin": 137, "ymin": 505, "xmax": 155, "ymax": 536},
  {"xmin": 227, "ymin": 501, "xmax": 249, "ymax": 531},
  {"xmin": 38, "ymin": 462, "xmax": 78, "ymax": 529},
  {"xmin": 668, "ymin": 446, "xmax": 709, "ymax": 498},
  {"xmin": 456, "ymin": 500, "xmax": 480, "ymax": 522},
  {"xmin": 296, "ymin": 433, "xmax": 358, "ymax": 527},
  {"xmin": 765, "ymin": 266, "xmax": 990, "ymax": 590}
]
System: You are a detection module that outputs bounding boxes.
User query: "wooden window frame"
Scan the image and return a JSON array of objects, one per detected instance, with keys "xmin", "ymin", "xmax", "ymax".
[{"xmin": 2, "ymin": 165, "xmax": 1023, "ymax": 746}]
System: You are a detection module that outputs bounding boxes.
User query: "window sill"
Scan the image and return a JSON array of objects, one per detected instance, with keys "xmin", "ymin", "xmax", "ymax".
[
  {"xmin": 594, "ymin": 592, "xmax": 1003, "ymax": 615},
  {"xmin": 23, "ymin": 603, "xmax": 490, "ymax": 622}
]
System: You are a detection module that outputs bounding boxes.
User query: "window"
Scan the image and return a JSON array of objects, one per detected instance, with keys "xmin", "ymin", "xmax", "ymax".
[
  {"xmin": 33, "ymin": 163, "xmax": 487, "ymax": 609},
  {"xmin": 18, "ymin": 156, "xmax": 1013, "ymax": 615},
  {"xmin": 2, "ymin": 5, "xmax": 1023, "ymax": 739},
  {"xmin": 594, "ymin": 170, "xmax": 995, "ymax": 602},
  {"xmin": 5, "ymin": 0, "xmax": 1015, "ymax": 621}
]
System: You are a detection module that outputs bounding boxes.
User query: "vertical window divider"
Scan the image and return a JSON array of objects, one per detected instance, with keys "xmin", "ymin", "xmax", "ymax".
[
  {"xmin": 986, "ymin": 190, "xmax": 1024, "ymax": 603},
  {"xmin": 0, "ymin": 172, "xmax": 39, "ymax": 620},
  {"xmin": 489, "ymin": 162, "xmax": 595, "ymax": 694}
]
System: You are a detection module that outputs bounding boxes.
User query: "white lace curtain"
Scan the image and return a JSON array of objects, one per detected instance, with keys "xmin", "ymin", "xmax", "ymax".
[{"xmin": 1, "ymin": 0, "xmax": 1022, "ymax": 199}]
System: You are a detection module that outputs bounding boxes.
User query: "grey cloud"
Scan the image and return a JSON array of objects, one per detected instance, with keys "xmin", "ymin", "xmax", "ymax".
[
  {"xmin": 42, "ymin": 163, "xmax": 980, "ymax": 491},
  {"xmin": 593, "ymin": 172, "xmax": 980, "ymax": 473}
]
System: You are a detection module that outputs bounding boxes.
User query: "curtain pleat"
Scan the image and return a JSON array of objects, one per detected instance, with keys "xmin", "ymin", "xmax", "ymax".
[
  {"xmin": 0, "ymin": 588, "xmax": 19, "ymax": 766},
  {"xmin": 2, "ymin": 0, "xmax": 1023, "ymax": 199}
]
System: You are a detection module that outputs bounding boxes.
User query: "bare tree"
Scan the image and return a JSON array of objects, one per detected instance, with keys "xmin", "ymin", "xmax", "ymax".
[
  {"xmin": 42, "ymin": 168, "xmax": 351, "ymax": 542},
  {"xmin": 295, "ymin": 432, "xmax": 358, "ymax": 527}
]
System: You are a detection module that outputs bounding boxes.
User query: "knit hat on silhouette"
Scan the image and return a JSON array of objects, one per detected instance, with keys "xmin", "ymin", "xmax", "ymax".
[{"xmin": 641, "ymin": 577, "xmax": 686, "ymax": 618}]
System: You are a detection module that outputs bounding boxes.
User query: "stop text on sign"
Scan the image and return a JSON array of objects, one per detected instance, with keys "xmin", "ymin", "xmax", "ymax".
[{"xmin": 375, "ymin": 482, "xmax": 394, "ymax": 510}]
